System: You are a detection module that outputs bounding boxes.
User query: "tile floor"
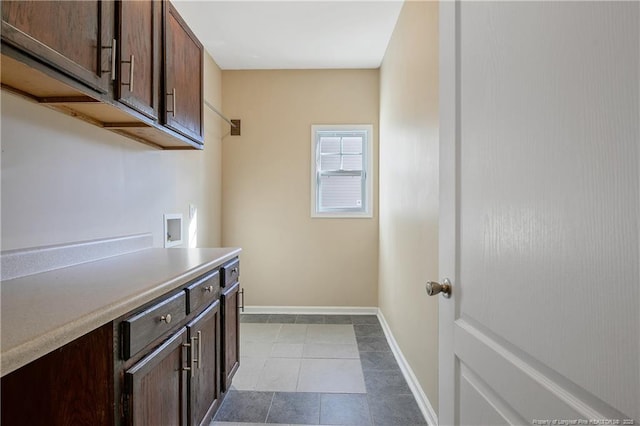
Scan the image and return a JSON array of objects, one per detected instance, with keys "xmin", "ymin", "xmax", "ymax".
[{"xmin": 211, "ymin": 314, "xmax": 428, "ymax": 426}]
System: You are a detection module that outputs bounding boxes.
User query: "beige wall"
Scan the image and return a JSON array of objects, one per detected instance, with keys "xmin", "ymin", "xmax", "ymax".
[
  {"xmin": 221, "ymin": 70, "xmax": 379, "ymax": 307},
  {"xmin": 379, "ymin": 0, "xmax": 440, "ymax": 412},
  {"xmin": 1, "ymin": 53, "xmax": 223, "ymax": 251}
]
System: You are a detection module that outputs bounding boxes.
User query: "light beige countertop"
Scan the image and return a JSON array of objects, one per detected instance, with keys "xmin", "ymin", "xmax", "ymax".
[{"xmin": 1, "ymin": 247, "xmax": 241, "ymax": 376}]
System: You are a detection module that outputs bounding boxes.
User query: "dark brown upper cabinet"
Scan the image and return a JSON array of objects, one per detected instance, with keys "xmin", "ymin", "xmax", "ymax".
[
  {"xmin": 1, "ymin": 0, "xmax": 114, "ymax": 95},
  {"xmin": 163, "ymin": 2, "xmax": 203, "ymax": 144},
  {"xmin": 1, "ymin": 0, "xmax": 204, "ymax": 150},
  {"xmin": 116, "ymin": 0, "xmax": 161, "ymax": 120}
]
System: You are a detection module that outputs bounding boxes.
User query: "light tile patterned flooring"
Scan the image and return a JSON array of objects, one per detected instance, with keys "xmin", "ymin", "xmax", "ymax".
[{"xmin": 211, "ymin": 314, "xmax": 428, "ymax": 426}]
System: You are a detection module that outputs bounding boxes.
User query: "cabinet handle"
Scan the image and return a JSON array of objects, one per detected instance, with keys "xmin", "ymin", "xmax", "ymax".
[
  {"xmin": 204, "ymin": 285, "xmax": 214, "ymax": 293},
  {"xmin": 182, "ymin": 341, "xmax": 193, "ymax": 376},
  {"xmin": 112, "ymin": 39, "xmax": 117, "ymax": 81},
  {"xmin": 160, "ymin": 314, "xmax": 172, "ymax": 324},
  {"xmin": 190, "ymin": 335, "xmax": 198, "ymax": 376},
  {"xmin": 166, "ymin": 88, "xmax": 176, "ymax": 117},
  {"xmin": 101, "ymin": 38, "xmax": 117, "ymax": 81},
  {"xmin": 232, "ymin": 267, "xmax": 239, "ymax": 277},
  {"xmin": 239, "ymin": 288, "xmax": 245, "ymax": 313},
  {"xmin": 197, "ymin": 330, "xmax": 202, "ymax": 370},
  {"xmin": 121, "ymin": 54, "xmax": 134, "ymax": 92}
]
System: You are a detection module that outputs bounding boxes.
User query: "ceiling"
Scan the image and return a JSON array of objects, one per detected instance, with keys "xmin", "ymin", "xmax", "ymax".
[{"xmin": 171, "ymin": 1, "xmax": 404, "ymax": 70}]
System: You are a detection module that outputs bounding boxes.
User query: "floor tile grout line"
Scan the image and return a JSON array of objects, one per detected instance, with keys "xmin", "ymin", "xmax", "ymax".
[
  {"xmin": 263, "ymin": 391, "xmax": 276, "ymax": 424},
  {"xmin": 235, "ymin": 318, "xmax": 424, "ymax": 425}
]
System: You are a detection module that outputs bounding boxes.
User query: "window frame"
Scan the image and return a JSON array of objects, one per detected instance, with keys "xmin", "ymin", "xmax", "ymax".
[{"xmin": 310, "ymin": 124, "xmax": 373, "ymax": 218}]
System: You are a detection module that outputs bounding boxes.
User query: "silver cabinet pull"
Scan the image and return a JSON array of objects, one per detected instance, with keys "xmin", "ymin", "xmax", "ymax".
[
  {"xmin": 121, "ymin": 54, "xmax": 134, "ymax": 91},
  {"xmin": 426, "ymin": 279, "xmax": 452, "ymax": 298},
  {"xmin": 101, "ymin": 38, "xmax": 117, "ymax": 81},
  {"xmin": 204, "ymin": 285, "xmax": 214, "ymax": 293},
  {"xmin": 160, "ymin": 313, "xmax": 172, "ymax": 324},
  {"xmin": 182, "ymin": 340, "xmax": 193, "ymax": 376},
  {"xmin": 167, "ymin": 88, "xmax": 176, "ymax": 117},
  {"xmin": 197, "ymin": 330, "xmax": 202, "ymax": 370},
  {"xmin": 190, "ymin": 335, "xmax": 198, "ymax": 376},
  {"xmin": 112, "ymin": 39, "xmax": 117, "ymax": 81}
]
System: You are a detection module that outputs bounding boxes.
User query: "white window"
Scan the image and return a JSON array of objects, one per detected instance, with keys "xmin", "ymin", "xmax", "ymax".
[{"xmin": 311, "ymin": 124, "xmax": 373, "ymax": 218}]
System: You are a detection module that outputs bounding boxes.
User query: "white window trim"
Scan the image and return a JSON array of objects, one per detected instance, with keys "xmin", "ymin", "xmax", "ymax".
[{"xmin": 310, "ymin": 124, "xmax": 373, "ymax": 218}]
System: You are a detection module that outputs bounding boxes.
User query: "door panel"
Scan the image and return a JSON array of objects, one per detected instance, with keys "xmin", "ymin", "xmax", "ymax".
[
  {"xmin": 117, "ymin": 0, "xmax": 159, "ymax": 119},
  {"xmin": 221, "ymin": 282, "xmax": 240, "ymax": 392},
  {"xmin": 125, "ymin": 328, "xmax": 187, "ymax": 426},
  {"xmin": 188, "ymin": 301, "xmax": 221, "ymax": 426},
  {"xmin": 439, "ymin": 1, "xmax": 638, "ymax": 424},
  {"xmin": 164, "ymin": 2, "xmax": 203, "ymax": 143},
  {"xmin": 459, "ymin": 368, "xmax": 512, "ymax": 426},
  {"xmin": 1, "ymin": 0, "xmax": 113, "ymax": 93}
]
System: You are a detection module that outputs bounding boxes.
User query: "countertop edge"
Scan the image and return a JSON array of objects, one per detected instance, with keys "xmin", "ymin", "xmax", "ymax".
[{"xmin": 1, "ymin": 247, "xmax": 242, "ymax": 377}]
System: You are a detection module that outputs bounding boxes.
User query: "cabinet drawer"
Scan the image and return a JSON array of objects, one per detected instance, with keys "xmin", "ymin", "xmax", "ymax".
[
  {"xmin": 121, "ymin": 291, "xmax": 186, "ymax": 359},
  {"xmin": 185, "ymin": 270, "xmax": 220, "ymax": 314},
  {"xmin": 221, "ymin": 259, "xmax": 240, "ymax": 288}
]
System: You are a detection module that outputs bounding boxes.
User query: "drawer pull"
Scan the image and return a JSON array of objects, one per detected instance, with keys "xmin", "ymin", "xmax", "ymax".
[
  {"xmin": 204, "ymin": 285, "xmax": 214, "ymax": 293},
  {"xmin": 232, "ymin": 267, "xmax": 238, "ymax": 276},
  {"xmin": 160, "ymin": 314, "xmax": 172, "ymax": 324}
]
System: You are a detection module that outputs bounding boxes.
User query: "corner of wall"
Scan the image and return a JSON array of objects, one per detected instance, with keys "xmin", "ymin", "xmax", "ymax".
[{"xmin": 377, "ymin": 0, "xmax": 440, "ymax": 416}]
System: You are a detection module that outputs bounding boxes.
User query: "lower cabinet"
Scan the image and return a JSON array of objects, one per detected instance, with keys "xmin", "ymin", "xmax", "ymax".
[
  {"xmin": 0, "ymin": 323, "xmax": 115, "ymax": 426},
  {"xmin": 0, "ymin": 257, "xmax": 239, "ymax": 426},
  {"xmin": 124, "ymin": 301, "xmax": 221, "ymax": 426},
  {"xmin": 125, "ymin": 328, "xmax": 188, "ymax": 426},
  {"xmin": 187, "ymin": 300, "xmax": 221, "ymax": 426},
  {"xmin": 122, "ymin": 259, "xmax": 238, "ymax": 426},
  {"xmin": 221, "ymin": 281, "xmax": 240, "ymax": 391}
]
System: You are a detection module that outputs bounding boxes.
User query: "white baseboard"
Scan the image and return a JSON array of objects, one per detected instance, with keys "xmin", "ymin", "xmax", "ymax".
[
  {"xmin": 242, "ymin": 305, "xmax": 378, "ymax": 315},
  {"xmin": 377, "ymin": 310, "xmax": 439, "ymax": 426}
]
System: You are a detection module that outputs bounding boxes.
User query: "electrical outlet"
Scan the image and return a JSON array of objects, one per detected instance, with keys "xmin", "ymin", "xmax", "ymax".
[{"xmin": 189, "ymin": 204, "xmax": 196, "ymax": 219}]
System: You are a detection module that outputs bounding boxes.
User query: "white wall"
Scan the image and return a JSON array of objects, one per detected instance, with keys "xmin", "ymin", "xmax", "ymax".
[
  {"xmin": 1, "ymin": 53, "xmax": 223, "ymax": 251},
  {"xmin": 379, "ymin": 0, "xmax": 440, "ymax": 412},
  {"xmin": 221, "ymin": 69, "xmax": 379, "ymax": 307}
]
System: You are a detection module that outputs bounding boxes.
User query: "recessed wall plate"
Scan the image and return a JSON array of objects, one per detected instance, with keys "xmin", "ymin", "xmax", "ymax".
[
  {"xmin": 164, "ymin": 214, "xmax": 183, "ymax": 248},
  {"xmin": 230, "ymin": 119, "xmax": 241, "ymax": 136}
]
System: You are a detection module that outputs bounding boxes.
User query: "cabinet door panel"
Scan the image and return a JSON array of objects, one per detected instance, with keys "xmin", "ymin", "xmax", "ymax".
[
  {"xmin": 221, "ymin": 282, "xmax": 240, "ymax": 391},
  {"xmin": 164, "ymin": 2, "xmax": 203, "ymax": 143},
  {"xmin": 117, "ymin": 0, "xmax": 159, "ymax": 119},
  {"xmin": 125, "ymin": 328, "xmax": 187, "ymax": 426},
  {"xmin": 188, "ymin": 301, "xmax": 221, "ymax": 426},
  {"xmin": 0, "ymin": 323, "xmax": 114, "ymax": 426},
  {"xmin": 1, "ymin": 0, "xmax": 113, "ymax": 93}
]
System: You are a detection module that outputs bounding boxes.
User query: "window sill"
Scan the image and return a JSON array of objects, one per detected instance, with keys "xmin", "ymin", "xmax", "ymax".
[{"xmin": 311, "ymin": 212, "xmax": 373, "ymax": 219}]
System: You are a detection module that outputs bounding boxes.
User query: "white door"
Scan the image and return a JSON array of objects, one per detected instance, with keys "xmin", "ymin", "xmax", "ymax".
[{"xmin": 438, "ymin": 2, "xmax": 639, "ymax": 425}]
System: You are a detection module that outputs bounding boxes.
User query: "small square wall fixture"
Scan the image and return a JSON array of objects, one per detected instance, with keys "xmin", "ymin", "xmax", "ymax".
[{"xmin": 164, "ymin": 213, "xmax": 183, "ymax": 248}]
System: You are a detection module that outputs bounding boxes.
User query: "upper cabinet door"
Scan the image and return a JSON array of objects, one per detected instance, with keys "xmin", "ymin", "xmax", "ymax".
[
  {"xmin": 163, "ymin": 2, "xmax": 204, "ymax": 144},
  {"xmin": 1, "ymin": 0, "xmax": 114, "ymax": 94},
  {"xmin": 117, "ymin": 0, "xmax": 160, "ymax": 120}
]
